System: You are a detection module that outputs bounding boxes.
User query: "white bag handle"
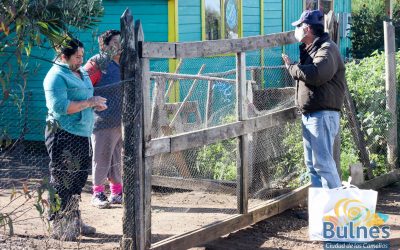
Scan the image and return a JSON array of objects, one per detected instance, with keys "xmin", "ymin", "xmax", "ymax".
[{"xmin": 334, "ymin": 177, "xmax": 359, "ymax": 190}]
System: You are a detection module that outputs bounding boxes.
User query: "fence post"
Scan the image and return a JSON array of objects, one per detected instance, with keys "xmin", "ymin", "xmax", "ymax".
[
  {"xmin": 236, "ymin": 52, "xmax": 249, "ymax": 214},
  {"xmin": 120, "ymin": 9, "xmax": 145, "ymax": 250},
  {"xmin": 343, "ymin": 85, "xmax": 373, "ymax": 179},
  {"xmin": 141, "ymin": 55, "xmax": 152, "ymax": 249},
  {"xmin": 384, "ymin": 21, "xmax": 398, "ymax": 169}
]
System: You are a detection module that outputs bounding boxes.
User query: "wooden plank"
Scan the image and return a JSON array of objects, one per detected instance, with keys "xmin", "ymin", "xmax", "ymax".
[
  {"xmin": 141, "ymin": 31, "xmax": 295, "ymax": 59},
  {"xmin": 145, "ymin": 138, "xmax": 170, "ymax": 163},
  {"xmin": 359, "ymin": 169, "xmax": 400, "ymax": 190},
  {"xmin": 384, "ymin": 21, "xmax": 398, "ymax": 169},
  {"xmin": 141, "ymin": 42, "xmax": 176, "ymax": 58},
  {"xmin": 144, "ymin": 157, "xmax": 153, "ymax": 249},
  {"xmin": 151, "ymin": 77, "xmax": 167, "ymax": 138},
  {"xmin": 150, "ymin": 185, "xmax": 309, "ymax": 250},
  {"xmin": 176, "ymin": 31, "xmax": 296, "ymax": 58},
  {"xmin": 236, "ymin": 52, "xmax": 249, "ymax": 214},
  {"xmin": 135, "ymin": 19, "xmax": 146, "ymax": 250},
  {"xmin": 169, "ymin": 65, "xmax": 206, "ymax": 127},
  {"xmin": 145, "ymin": 107, "xmax": 298, "ymax": 157},
  {"xmin": 164, "ymin": 59, "xmax": 183, "ymax": 101},
  {"xmin": 142, "ymin": 58, "xmax": 151, "ymax": 142},
  {"xmin": 205, "ymin": 80, "xmax": 213, "ymax": 128},
  {"xmin": 151, "ymin": 72, "xmax": 236, "ymax": 83},
  {"xmin": 151, "ymin": 175, "xmax": 236, "ymax": 194}
]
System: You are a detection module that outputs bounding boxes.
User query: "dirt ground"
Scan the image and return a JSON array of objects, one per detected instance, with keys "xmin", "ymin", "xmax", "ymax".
[
  {"xmin": 0, "ymin": 181, "xmax": 399, "ymax": 250},
  {"xmin": 202, "ymin": 181, "xmax": 400, "ymax": 250}
]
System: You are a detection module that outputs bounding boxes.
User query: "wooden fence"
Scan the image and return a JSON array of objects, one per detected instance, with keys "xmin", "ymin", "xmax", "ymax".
[{"xmin": 118, "ymin": 9, "xmax": 399, "ymax": 250}]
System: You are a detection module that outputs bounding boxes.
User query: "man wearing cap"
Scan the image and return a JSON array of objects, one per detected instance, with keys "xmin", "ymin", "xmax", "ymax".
[{"xmin": 282, "ymin": 10, "xmax": 346, "ymax": 189}]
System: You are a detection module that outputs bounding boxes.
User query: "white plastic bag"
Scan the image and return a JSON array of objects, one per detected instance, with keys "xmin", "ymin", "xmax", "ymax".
[{"xmin": 308, "ymin": 180, "xmax": 378, "ymax": 242}]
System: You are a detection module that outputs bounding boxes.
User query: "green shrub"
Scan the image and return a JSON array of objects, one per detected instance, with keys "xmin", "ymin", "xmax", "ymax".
[
  {"xmin": 195, "ymin": 138, "xmax": 237, "ymax": 181},
  {"xmin": 351, "ymin": 1, "xmax": 400, "ymax": 58},
  {"xmin": 195, "ymin": 115, "xmax": 237, "ymax": 181}
]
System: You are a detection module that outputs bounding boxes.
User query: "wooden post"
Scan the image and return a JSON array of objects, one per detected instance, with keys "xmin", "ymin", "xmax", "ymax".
[
  {"xmin": 385, "ymin": 0, "xmax": 393, "ymax": 20},
  {"xmin": 384, "ymin": 21, "xmax": 398, "ymax": 169},
  {"xmin": 236, "ymin": 52, "xmax": 249, "ymax": 214},
  {"xmin": 120, "ymin": 10, "xmax": 145, "ymax": 250},
  {"xmin": 205, "ymin": 80, "xmax": 213, "ymax": 128},
  {"xmin": 343, "ymin": 84, "xmax": 374, "ymax": 179}
]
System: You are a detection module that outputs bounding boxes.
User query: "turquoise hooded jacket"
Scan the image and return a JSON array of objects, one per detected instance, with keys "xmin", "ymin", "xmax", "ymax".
[{"xmin": 43, "ymin": 63, "xmax": 94, "ymax": 137}]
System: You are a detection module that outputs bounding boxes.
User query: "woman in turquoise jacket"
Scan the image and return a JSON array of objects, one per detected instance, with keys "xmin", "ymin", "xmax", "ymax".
[{"xmin": 43, "ymin": 38, "xmax": 107, "ymax": 241}]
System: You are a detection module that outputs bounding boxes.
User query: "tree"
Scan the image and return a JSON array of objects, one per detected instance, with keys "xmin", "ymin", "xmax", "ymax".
[
  {"xmin": 0, "ymin": 0, "xmax": 104, "ymax": 103},
  {"xmin": 0, "ymin": 0, "xmax": 104, "ymax": 236},
  {"xmin": 351, "ymin": 0, "xmax": 400, "ymax": 58}
]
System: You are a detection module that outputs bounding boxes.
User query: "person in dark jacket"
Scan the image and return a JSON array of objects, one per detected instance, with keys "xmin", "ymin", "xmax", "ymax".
[
  {"xmin": 282, "ymin": 10, "xmax": 346, "ymax": 189},
  {"xmin": 84, "ymin": 30, "xmax": 123, "ymax": 208}
]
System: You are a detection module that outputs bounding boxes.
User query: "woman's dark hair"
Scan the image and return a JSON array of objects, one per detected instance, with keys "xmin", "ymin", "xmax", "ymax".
[
  {"xmin": 60, "ymin": 38, "xmax": 84, "ymax": 58},
  {"xmin": 309, "ymin": 24, "xmax": 325, "ymax": 37}
]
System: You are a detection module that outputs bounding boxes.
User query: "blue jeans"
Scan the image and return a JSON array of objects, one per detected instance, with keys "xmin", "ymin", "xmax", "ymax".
[{"xmin": 302, "ymin": 111, "xmax": 341, "ymax": 188}]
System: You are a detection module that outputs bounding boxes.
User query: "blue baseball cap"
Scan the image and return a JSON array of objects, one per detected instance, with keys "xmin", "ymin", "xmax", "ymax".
[{"xmin": 291, "ymin": 10, "xmax": 324, "ymax": 26}]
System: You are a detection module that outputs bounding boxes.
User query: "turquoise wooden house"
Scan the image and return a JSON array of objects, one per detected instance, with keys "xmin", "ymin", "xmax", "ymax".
[{"xmin": 1, "ymin": 0, "xmax": 351, "ymax": 141}]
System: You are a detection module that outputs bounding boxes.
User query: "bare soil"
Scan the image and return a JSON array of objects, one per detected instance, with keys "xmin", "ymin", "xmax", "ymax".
[
  {"xmin": 202, "ymin": 181, "xmax": 400, "ymax": 250},
  {"xmin": 0, "ymin": 179, "xmax": 399, "ymax": 250}
]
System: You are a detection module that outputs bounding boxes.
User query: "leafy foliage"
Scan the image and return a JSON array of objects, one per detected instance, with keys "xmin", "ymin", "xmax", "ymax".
[
  {"xmin": 195, "ymin": 115, "xmax": 237, "ymax": 181},
  {"xmin": 0, "ymin": 0, "xmax": 104, "ymax": 107},
  {"xmin": 0, "ymin": 0, "xmax": 104, "ymax": 53},
  {"xmin": 0, "ymin": 0, "xmax": 103, "ymax": 237},
  {"xmin": 350, "ymin": 1, "xmax": 400, "ymax": 58},
  {"xmin": 0, "ymin": 179, "xmax": 60, "ymax": 236},
  {"xmin": 196, "ymin": 138, "xmax": 237, "ymax": 181},
  {"xmin": 346, "ymin": 52, "xmax": 392, "ymax": 162},
  {"xmin": 275, "ymin": 121, "xmax": 309, "ymax": 188}
]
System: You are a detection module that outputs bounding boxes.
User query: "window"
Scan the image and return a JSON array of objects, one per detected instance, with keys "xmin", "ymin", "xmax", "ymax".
[
  {"xmin": 305, "ymin": 0, "xmax": 333, "ymax": 14},
  {"xmin": 205, "ymin": 0, "xmax": 221, "ymax": 40},
  {"xmin": 224, "ymin": 0, "xmax": 239, "ymax": 39},
  {"xmin": 204, "ymin": 0, "xmax": 240, "ymax": 40}
]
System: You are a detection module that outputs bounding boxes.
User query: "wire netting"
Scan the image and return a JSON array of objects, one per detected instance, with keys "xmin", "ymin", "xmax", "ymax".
[
  {"xmin": 0, "ymin": 73, "xmax": 124, "ymax": 248},
  {"xmin": 0, "ymin": 46, "xmax": 397, "ymax": 250}
]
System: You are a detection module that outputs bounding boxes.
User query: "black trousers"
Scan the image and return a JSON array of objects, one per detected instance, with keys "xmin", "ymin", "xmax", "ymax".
[{"xmin": 45, "ymin": 126, "xmax": 91, "ymax": 214}]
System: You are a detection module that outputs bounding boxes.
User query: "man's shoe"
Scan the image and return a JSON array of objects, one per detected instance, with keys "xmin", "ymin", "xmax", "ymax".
[
  {"xmin": 108, "ymin": 193, "xmax": 123, "ymax": 204},
  {"xmin": 91, "ymin": 192, "xmax": 110, "ymax": 209}
]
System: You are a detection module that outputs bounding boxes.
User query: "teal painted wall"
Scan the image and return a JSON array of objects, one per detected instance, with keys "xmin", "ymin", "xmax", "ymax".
[
  {"xmin": 243, "ymin": 0, "xmax": 262, "ymax": 72},
  {"xmin": 178, "ymin": 1, "xmax": 202, "ymax": 42},
  {"xmin": 283, "ymin": 0, "xmax": 303, "ymax": 62},
  {"xmin": 1, "ymin": 0, "xmax": 353, "ymax": 140},
  {"xmin": 243, "ymin": 0, "xmax": 261, "ymax": 37},
  {"xmin": 263, "ymin": 0, "xmax": 284, "ymax": 87},
  {"xmin": 0, "ymin": 0, "xmax": 168, "ymax": 141},
  {"xmin": 334, "ymin": 0, "xmax": 352, "ymax": 58}
]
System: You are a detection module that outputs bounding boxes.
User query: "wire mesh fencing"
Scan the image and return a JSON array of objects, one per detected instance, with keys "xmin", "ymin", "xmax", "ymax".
[
  {"xmin": 0, "ymin": 79, "xmax": 124, "ymax": 249},
  {"xmin": 0, "ymin": 39, "xmax": 398, "ymax": 250},
  {"xmin": 145, "ymin": 48, "xmax": 305, "ymax": 244}
]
